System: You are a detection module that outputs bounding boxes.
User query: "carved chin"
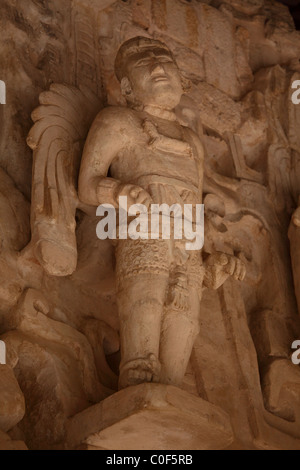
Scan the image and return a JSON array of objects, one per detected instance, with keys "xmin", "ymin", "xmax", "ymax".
[{"xmin": 143, "ymin": 88, "xmax": 182, "ymax": 109}]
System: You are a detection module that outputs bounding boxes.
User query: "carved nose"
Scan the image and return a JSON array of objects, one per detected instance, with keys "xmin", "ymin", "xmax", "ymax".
[{"xmin": 150, "ymin": 63, "xmax": 165, "ymax": 76}]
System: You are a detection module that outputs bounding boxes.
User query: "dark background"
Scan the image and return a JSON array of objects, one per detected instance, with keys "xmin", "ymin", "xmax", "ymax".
[{"xmin": 279, "ymin": 0, "xmax": 300, "ymax": 29}]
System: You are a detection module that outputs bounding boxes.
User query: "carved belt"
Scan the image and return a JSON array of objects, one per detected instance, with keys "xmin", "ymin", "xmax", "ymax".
[{"xmin": 133, "ymin": 174, "xmax": 200, "ymax": 197}]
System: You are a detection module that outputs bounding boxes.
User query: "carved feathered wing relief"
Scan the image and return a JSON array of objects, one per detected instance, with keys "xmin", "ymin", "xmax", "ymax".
[{"xmin": 27, "ymin": 84, "xmax": 101, "ymax": 276}]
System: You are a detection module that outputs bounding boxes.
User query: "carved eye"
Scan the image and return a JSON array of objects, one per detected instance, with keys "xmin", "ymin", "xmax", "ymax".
[
  {"xmin": 135, "ymin": 59, "xmax": 151, "ymax": 67},
  {"xmin": 158, "ymin": 56, "xmax": 173, "ymax": 63}
]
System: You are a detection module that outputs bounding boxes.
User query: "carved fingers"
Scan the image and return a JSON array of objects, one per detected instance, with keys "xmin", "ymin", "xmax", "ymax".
[
  {"xmin": 209, "ymin": 252, "xmax": 228, "ymax": 267},
  {"xmin": 117, "ymin": 183, "xmax": 152, "ymax": 208},
  {"xmin": 204, "ymin": 252, "xmax": 246, "ymax": 290},
  {"xmin": 130, "ymin": 186, "xmax": 152, "ymax": 207},
  {"xmin": 224, "ymin": 254, "xmax": 246, "ymax": 281}
]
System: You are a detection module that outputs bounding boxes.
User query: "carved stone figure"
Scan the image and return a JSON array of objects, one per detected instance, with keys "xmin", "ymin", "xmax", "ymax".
[
  {"xmin": 1, "ymin": 0, "xmax": 300, "ymax": 450},
  {"xmin": 78, "ymin": 37, "xmax": 246, "ymax": 389}
]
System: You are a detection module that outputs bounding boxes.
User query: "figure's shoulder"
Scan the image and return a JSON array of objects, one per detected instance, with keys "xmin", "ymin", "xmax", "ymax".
[{"xmin": 92, "ymin": 106, "xmax": 141, "ymax": 130}]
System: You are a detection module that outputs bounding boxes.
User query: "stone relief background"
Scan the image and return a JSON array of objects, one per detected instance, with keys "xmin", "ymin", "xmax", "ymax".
[{"xmin": 0, "ymin": 0, "xmax": 300, "ymax": 450}]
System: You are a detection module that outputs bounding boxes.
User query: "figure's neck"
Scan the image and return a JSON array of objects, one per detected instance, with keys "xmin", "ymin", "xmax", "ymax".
[{"xmin": 143, "ymin": 104, "xmax": 177, "ymax": 122}]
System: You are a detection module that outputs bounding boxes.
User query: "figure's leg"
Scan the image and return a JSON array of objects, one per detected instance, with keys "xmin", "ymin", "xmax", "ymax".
[
  {"xmin": 116, "ymin": 239, "xmax": 170, "ymax": 389},
  {"xmin": 159, "ymin": 247, "xmax": 203, "ymax": 386},
  {"xmin": 159, "ymin": 285, "xmax": 200, "ymax": 386},
  {"xmin": 117, "ymin": 274, "xmax": 168, "ymax": 389}
]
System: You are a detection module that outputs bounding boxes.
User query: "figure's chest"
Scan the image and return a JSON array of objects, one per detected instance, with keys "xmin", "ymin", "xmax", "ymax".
[
  {"xmin": 151, "ymin": 118, "xmax": 184, "ymax": 140},
  {"xmin": 141, "ymin": 117, "xmax": 194, "ymax": 160},
  {"xmin": 110, "ymin": 115, "xmax": 197, "ymax": 178}
]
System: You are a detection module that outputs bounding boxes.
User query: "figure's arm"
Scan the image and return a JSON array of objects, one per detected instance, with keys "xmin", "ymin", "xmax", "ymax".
[
  {"xmin": 79, "ymin": 107, "xmax": 152, "ymax": 209},
  {"xmin": 78, "ymin": 108, "xmax": 125, "ymax": 208},
  {"xmin": 187, "ymin": 129, "xmax": 246, "ymax": 289}
]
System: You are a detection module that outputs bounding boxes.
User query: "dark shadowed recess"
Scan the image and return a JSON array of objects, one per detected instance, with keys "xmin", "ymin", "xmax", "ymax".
[{"xmin": 279, "ymin": 0, "xmax": 300, "ymax": 29}]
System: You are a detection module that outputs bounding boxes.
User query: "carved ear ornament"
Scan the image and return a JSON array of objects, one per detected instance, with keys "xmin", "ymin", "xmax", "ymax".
[
  {"xmin": 120, "ymin": 77, "xmax": 132, "ymax": 96},
  {"xmin": 181, "ymin": 75, "xmax": 192, "ymax": 93}
]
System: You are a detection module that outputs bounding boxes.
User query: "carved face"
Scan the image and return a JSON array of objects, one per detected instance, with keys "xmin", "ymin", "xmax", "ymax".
[{"xmin": 123, "ymin": 47, "xmax": 183, "ymax": 110}]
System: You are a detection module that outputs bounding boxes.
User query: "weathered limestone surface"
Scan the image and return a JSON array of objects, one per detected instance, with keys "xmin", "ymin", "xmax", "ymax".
[
  {"xmin": 66, "ymin": 383, "xmax": 234, "ymax": 450},
  {"xmin": 0, "ymin": 0, "xmax": 300, "ymax": 450},
  {"xmin": 0, "ymin": 430, "xmax": 27, "ymax": 451},
  {"xmin": 0, "ymin": 364, "xmax": 25, "ymax": 433}
]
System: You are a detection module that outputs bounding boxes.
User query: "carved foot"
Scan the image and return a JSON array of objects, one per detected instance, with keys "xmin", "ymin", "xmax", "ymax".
[
  {"xmin": 262, "ymin": 358, "xmax": 300, "ymax": 423},
  {"xmin": 119, "ymin": 354, "xmax": 161, "ymax": 389}
]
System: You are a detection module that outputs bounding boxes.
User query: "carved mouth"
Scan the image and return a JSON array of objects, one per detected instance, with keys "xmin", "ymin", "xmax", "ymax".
[{"xmin": 151, "ymin": 74, "xmax": 169, "ymax": 82}]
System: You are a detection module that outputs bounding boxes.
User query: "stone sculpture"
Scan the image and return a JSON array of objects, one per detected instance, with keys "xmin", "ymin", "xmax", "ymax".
[
  {"xmin": 78, "ymin": 36, "xmax": 246, "ymax": 389},
  {"xmin": 1, "ymin": 0, "xmax": 300, "ymax": 450}
]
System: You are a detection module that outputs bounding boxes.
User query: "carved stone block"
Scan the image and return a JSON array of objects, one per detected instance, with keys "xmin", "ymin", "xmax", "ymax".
[{"xmin": 66, "ymin": 383, "xmax": 234, "ymax": 450}]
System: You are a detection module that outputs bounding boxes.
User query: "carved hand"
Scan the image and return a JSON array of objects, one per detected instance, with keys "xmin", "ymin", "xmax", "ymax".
[
  {"xmin": 116, "ymin": 183, "xmax": 153, "ymax": 209},
  {"xmin": 204, "ymin": 252, "xmax": 246, "ymax": 290}
]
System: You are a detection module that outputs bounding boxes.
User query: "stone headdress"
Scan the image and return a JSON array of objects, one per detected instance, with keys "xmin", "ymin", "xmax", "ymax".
[{"xmin": 114, "ymin": 36, "xmax": 177, "ymax": 82}]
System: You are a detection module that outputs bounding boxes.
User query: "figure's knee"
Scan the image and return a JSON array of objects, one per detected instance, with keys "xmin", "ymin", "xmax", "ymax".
[
  {"xmin": 119, "ymin": 296, "xmax": 164, "ymax": 323},
  {"xmin": 117, "ymin": 274, "xmax": 168, "ymax": 308}
]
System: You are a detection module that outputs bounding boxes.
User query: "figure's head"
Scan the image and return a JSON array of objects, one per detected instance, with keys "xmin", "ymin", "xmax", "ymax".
[{"xmin": 115, "ymin": 36, "xmax": 185, "ymax": 110}]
